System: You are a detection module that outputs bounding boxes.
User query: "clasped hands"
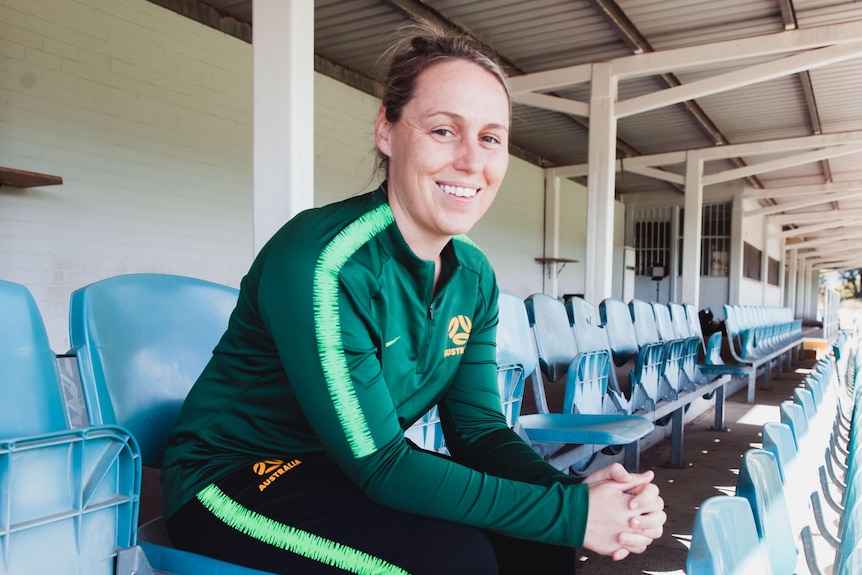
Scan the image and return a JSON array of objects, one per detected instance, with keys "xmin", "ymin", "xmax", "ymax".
[{"xmin": 582, "ymin": 463, "xmax": 667, "ymax": 561}]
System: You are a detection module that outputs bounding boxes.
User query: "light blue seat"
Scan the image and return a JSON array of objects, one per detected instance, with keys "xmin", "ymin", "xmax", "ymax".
[
  {"xmin": 68, "ymin": 273, "xmax": 275, "ymax": 575},
  {"xmin": 0, "ymin": 279, "xmax": 140, "ymax": 575},
  {"xmin": 736, "ymin": 449, "xmax": 798, "ymax": 574},
  {"xmin": 508, "ymin": 293, "xmax": 653, "ymax": 473},
  {"xmin": 686, "ymin": 495, "xmax": 773, "ymax": 575},
  {"xmin": 599, "ymin": 297, "xmax": 669, "ymax": 415}
]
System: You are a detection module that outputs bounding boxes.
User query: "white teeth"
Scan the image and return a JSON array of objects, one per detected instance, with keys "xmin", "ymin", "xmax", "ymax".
[{"xmin": 439, "ymin": 184, "xmax": 478, "ymax": 198}]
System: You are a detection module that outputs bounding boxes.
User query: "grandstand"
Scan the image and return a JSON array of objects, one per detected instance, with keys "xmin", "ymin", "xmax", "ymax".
[{"xmin": 4, "ymin": 1, "xmax": 862, "ymax": 574}]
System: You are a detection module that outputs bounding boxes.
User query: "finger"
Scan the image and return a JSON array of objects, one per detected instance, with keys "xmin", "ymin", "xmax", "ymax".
[
  {"xmin": 629, "ymin": 485, "xmax": 663, "ymax": 511},
  {"xmin": 612, "ymin": 547, "xmax": 630, "ymax": 561},
  {"xmin": 584, "ymin": 462, "xmax": 630, "ymax": 485},
  {"xmin": 631, "ymin": 509, "xmax": 667, "ymax": 530},
  {"xmin": 617, "ymin": 532, "xmax": 653, "ymax": 554}
]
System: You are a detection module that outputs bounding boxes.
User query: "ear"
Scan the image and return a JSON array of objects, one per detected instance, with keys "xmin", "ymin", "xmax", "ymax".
[{"xmin": 375, "ymin": 106, "xmax": 393, "ymax": 158}]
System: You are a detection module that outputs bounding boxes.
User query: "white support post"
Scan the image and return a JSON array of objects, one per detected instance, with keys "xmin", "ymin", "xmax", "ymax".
[
  {"xmin": 778, "ymin": 236, "xmax": 786, "ymax": 306},
  {"xmin": 729, "ymin": 191, "xmax": 744, "ymax": 306},
  {"xmin": 670, "ymin": 206, "xmax": 680, "ymax": 303},
  {"xmin": 786, "ymin": 249, "xmax": 797, "ymax": 315},
  {"xmin": 585, "ymin": 62, "xmax": 618, "ymax": 305},
  {"xmin": 762, "ymin": 222, "xmax": 770, "ymax": 304},
  {"xmin": 681, "ymin": 151, "xmax": 704, "ymax": 308},
  {"xmin": 252, "ymin": 0, "xmax": 315, "ymax": 255},
  {"xmin": 543, "ymin": 173, "xmax": 561, "ymax": 297}
]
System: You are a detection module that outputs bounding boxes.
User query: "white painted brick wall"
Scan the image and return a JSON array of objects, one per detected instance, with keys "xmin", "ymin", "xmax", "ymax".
[
  {"xmin": 1, "ymin": 0, "xmax": 253, "ymax": 350},
  {"xmin": 1, "ymin": 0, "xmax": 569, "ymax": 350}
]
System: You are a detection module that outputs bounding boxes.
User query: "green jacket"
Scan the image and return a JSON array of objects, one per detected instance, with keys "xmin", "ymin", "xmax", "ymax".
[{"xmin": 161, "ymin": 184, "xmax": 589, "ymax": 546}]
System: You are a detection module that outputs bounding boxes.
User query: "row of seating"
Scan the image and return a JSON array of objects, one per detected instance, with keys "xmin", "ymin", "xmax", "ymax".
[
  {"xmin": 523, "ymin": 293, "xmax": 742, "ymax": 469},
  {"xmin": 413, "ymin": 293, "xmax": 805, "ymax": 475},
  {"xmin": 724, "ymin": 304, "xmax": 806, "ymax": 400},
  {"xmin": 686, "ymin": 329, "xmax": 861, "ymax": 574},
  {"xmin": 0, "ymin": 276, "xmax": 274, "ymax": 575}
]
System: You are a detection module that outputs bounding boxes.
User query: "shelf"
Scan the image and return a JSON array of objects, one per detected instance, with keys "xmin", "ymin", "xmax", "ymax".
[
  {"xmin": 0, "ymin": 167, "xmax": 63, "ymax": 188},
  {"xmin": 534, "ymin": 257, "xmax": 579, "ymax": 264},
  {"xmin": 535, "ymin": 257, "xmax": 580, "ymax": 278}
]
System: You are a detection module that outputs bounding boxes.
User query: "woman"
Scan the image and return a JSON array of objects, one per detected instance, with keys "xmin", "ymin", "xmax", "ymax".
[{"xmin": 162, "ymin": 20, "xmax": 665, "ymax": 575}]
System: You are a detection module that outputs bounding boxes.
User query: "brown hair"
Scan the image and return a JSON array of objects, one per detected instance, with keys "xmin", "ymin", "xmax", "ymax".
[{"xmin": 375, "ymin": 19, "xmax": 510, "ymax": 176}]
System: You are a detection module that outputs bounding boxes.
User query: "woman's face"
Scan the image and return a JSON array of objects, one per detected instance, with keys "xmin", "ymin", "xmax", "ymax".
[{"xmin": 375, "ymin": 59, "xmax": 510, "ymax": 260}]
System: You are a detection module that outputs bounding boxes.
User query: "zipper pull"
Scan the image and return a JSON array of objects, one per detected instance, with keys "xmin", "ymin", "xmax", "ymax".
[{"xmin": 429, "ymin": 302, "xmax": 434, "ymax": 320}]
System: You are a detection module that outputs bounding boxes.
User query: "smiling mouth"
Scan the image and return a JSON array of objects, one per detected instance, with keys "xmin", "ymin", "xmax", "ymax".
[{"xmin": 439, "ymin": 183, "xmax": 479, "ymax": 198}]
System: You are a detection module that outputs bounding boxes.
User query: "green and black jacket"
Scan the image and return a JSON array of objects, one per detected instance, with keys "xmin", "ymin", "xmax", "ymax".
[{"xmin": 161, "ymin": 183, "xmax": 589, "ymax": 547}]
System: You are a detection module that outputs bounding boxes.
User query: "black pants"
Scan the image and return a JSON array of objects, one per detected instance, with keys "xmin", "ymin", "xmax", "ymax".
[{"xmin": 166, "ymin": 455, "xmax": 576, "ymax": 575}]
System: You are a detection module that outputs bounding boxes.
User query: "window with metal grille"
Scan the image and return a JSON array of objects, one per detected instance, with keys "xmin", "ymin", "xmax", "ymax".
[
  {"xmin": 633, "ymin": 206, "xmax": 672, "ymax": 277},
  {"xmin": 701, "ymin": 202, "xmax": 731, "ymax": 277}
]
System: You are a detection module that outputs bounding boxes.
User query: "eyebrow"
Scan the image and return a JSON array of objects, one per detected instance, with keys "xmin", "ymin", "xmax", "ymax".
[{"xmin": 428, "ymin": 111, "xmax": 510, "ymax": 132}]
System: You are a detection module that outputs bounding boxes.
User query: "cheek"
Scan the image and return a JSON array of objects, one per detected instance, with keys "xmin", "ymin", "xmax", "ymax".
[{"xmin": 486, "ymin": 154, "xmax": 509, "ymax": 183}]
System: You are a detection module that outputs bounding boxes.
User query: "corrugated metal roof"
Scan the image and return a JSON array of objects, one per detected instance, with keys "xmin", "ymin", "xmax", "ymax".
[{"xmin": 151, "ymin": 0, "xmax": 862, "ymax": 268}]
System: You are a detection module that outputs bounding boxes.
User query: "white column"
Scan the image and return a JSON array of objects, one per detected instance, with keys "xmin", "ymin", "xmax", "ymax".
[
  {"xmin": 543, "ymin": 172, "xmax": 561, "ymax": 297},
  {"xmin": 786, "ymin": 248, "xmax": 798, "ymax": 314},
  {"xmin": 252, "ymin": 0, "xmax": 315, "ymax": 255},
  {"xmin": 728, "ymin": 191, "xmax": 744, "ymax": 306},
  {"xmin": 585, "ymin": 62, "xmax": 618, "ymax": 304},
  {"xmin": 778, "ymin": 237, "xmax": 786, "ymax": 306},
  {"xmin": 681, "ymin": 151, "xmax": 704, "ymax": 307}
]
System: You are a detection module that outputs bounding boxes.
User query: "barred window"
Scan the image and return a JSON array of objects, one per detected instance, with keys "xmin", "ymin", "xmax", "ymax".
[
  {"xmin": 633, "ymin": 206, "xmax": 672, "ymax": 277},
  {"xmin": 701, "ymin": 202, "xmax": 731, "ymax": 277}
]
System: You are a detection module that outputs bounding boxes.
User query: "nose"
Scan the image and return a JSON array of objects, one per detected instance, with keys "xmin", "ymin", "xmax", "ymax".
[{"xmin": 453, "ymin": 137, "xmax": 482, "ymax": 174}]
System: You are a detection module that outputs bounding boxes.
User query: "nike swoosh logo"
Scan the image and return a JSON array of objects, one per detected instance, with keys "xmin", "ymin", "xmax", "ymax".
[{"xmin": 385, "ymin": 336, "xmax": 401, "ymax": 347}]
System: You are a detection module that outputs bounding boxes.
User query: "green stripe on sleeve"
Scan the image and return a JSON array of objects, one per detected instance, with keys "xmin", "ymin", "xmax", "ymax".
[
  {"xmin": 197, "ymin": 484, "xmax": 410, "ymax": 575},
  {"xmin": 312, "ymin": 204, "xmax": 395, "ymax": 458}
]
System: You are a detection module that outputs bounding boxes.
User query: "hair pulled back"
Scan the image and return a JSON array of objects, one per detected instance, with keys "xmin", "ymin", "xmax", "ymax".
[{"xmin": 375, "ymin": 19, "xmax": 510, "ymax": 176}]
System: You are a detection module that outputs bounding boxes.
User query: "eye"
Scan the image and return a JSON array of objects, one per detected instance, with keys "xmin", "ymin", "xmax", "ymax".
[
  {"xmin": 481, "ymin": 134, "xmax": 502, "ymax": 145},
  {"xmin": 432, "ymin": 128, "xmax": 455, "ymax": 139}
]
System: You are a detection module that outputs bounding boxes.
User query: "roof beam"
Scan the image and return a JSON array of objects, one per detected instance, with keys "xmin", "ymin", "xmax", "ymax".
[
  {"xmin": 709, "ymin": 144, "xmax": 862, "ymax": 188},
  {"xmin": 770, "ymin": 207, "xmax": 862, "ymax": 226},
  {"xmin": 745, "ymin": 186, "xmax": 862, "ymax": 217},
  {"xmin": 745, "ymin": 180, "xmax": 862, "ymax": 199},
  {"xmin": 616, "ymin": 41, "xmax": 862, "ymax": 119},
  {"xmin": 509, "ymin": 21, "xmax": 862, "ymax": 93}
]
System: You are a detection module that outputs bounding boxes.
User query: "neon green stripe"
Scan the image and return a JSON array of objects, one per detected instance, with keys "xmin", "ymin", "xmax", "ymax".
[
  {"xmin": 197, "ymin": 484, "xmax": 410, "ymax": 575},
  {"xmin": 313, "ymin": 204, "xmax": 395, "ymax": 458}
]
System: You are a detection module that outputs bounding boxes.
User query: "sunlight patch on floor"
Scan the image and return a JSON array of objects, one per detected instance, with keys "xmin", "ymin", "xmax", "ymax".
[{"xmin": 737, "ymin": 404, "xmax": 780, "ymax": 427}]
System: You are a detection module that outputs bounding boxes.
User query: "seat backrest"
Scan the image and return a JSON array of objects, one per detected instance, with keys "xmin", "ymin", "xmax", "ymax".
[
  {"xmin": 0, "ymin": 279, "xmax": 67, "ymax": 438},
  {"xmin": 629, "ymin": 299, "xmax": 661, "ymax": 347},
  {"xmin": 524, "ymin": 293, "xmax": 578, "ymax": 382},
  {"xmin": 652, "ymin": 302, "xmax": 678, "ymax": 342},
  {"xmin": 684, "ymin": 303, "xmax": 706, "ymax": 346},
  {"xmin": 1, "ymin": 279, "xmax": 141, "ymax": 575},
  {"xmin": 736, "ymin": 449, "xmax": 798, "ymax": 574},
  {"xmin": 761, "ymin": 422, "xmax": 798, "ymax": 484},
  {"xmin": 564, "ymin": 349, "xmax": 610, "ymax": 415},
  {"xmin": 69, "ymin": 273, "xmax": 239, "ymax": 467},
  {"xmin": 496, "ymin": 291, "xmax": 535, "ymax": 426},
  {"xmin": 686, "ymin": 495, "xmax": 773, "ymax": 575},
  {"xmin": 598, "ymin": 298, "xmax": 640, "ymax": 367},
  {"xmin": 669, "ymin": 302, "xmax": 692, "ymax": 339},
  {"xmin": 779, "ymin": 401, "xmax": 808, "ymax": 451},
  {"xmin": 566, "ymin": 296, "xmax": 609, "ymax": 353}
]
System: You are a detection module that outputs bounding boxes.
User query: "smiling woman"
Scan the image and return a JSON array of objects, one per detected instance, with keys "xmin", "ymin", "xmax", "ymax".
[{"xmin": 159, "ymin": 18, "xmax": 665, "ymax": 575}]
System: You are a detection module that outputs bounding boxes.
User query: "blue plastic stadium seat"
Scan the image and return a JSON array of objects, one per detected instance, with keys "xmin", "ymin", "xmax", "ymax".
[
  {"xmin": 68, "ymin": 273, "xmax": 275, "ymax": 575},
  {"xmin": 736, "ymin": 449, "xmax": 798, "ymax": 574},
  {"xmin": 507, "ymin": 293, "xmax": 653, "ymax": 473},
  {"xmin": 0, "ymin": 278, "xmax": 140, "ymax": 575},
  {"xmin": 686, "ymin": 496, "xmax": 772, "ymax": 575}
]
